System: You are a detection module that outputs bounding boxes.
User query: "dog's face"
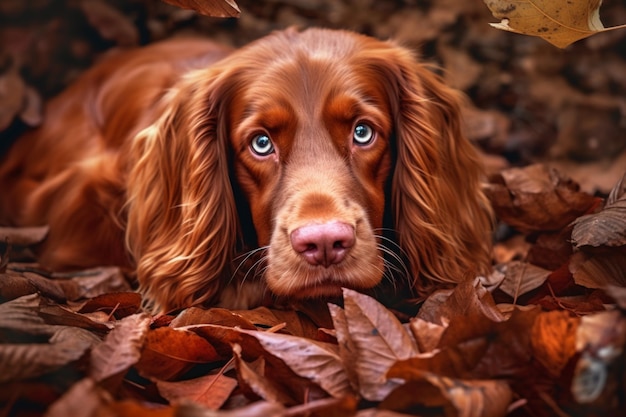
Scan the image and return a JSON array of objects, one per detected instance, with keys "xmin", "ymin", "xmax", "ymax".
[
  {"xmin": 128, "ymin": 28, "xmax": 492, "ymax": 313},
  {"xmin": 227, "ymin": 33, "xmax": 394, "ymax": 297}
]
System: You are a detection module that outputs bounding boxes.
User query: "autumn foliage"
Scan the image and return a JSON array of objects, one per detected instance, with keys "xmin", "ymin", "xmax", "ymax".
[{"xmin": 1, "ymin": 164, "xmax": 625, "ymax": 417}]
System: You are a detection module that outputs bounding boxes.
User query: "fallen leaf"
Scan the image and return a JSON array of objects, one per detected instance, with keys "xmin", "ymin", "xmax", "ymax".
[
  {"xmin": 232, "ymin": 343, "xmax": 294, "ymax": 404},
  {"xmin": 484, "ymin": 0, "xmax": 626, "ymax": 48},
  {"xmin": 496, "ymin": 261, "xmax": 551, "ymax": 298},
  {"xmin": 240, "ymin": 327, "xmax": 353, "ymax": 398},
  {"xmin": 171, "ymin": 307, "xmax": 257, "ymax": 330},
  {"xmin": 175, "ymin": 400, "xmax": 285, "ymax": 417},
  {"xmin": 530, "ymin": 310, "xmax": 579, "ymax": 377},
  {"xmin": 0, "ymin": 326, "xmax": 98, "ymax": 382},
  {"xmin": 44, "ymin": 378, "xmax": 112, "ymax": 417},
  {"xmin": 485, "ymin": 164, "xmax": 598, "ymax": 233},
  {"xmin": 162, "ymin": 0, "xmax": 241, "ymax": 18},
  {"xmin": 571, "ymin": 173, "xmax": 626, "ymax": 248},
  {"xmin": 570, "ymin": 251, "xmax": 626, "ymax": 288},
  {"xmin": 156, "ymin": 372, "xmax": 238, "ymax": 409},
  {"xmin": 338, "ymin": 288, "xmax": 418, "ymax": 401},
  {"xmin": 136, "ymin": 327, "xmax": 221, "ymax": 381},
  {"xmin": 0, "ymin": 226, "xmax": 49, "ymax": 246},
  {"xmin": 381, "ymin": 371, "xmax": 512, "ymax": 417},
  {"xmin": 80, "ymin": 0, "xmax": 138, "ymax": 46},
  {"xmin": 90, "ymin": 313, "xmax": 151, "ymax": 383},
  {"xmin": 77, "ymin": 292, "xmax": 142, "ymax": 319}
]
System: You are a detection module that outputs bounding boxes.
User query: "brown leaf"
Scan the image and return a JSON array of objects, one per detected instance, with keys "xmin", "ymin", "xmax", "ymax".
[
  {"xmin": 59, "ymin": 267, "xmax": 131, "ymax": 300},
  {"xmin": 604, "ymin": 285, "xmax": 626, "ymax": 309},
  {"xmin": 162, "ymin": 0, "xmax": 241, "ymax": 18},
  {"xmin": 497, "ymin": 261, "xmax": 551, "ymax": 298},
  {"xmin": 0, "ymin": 271, "xmax": 39, "ymax": 301},
  {"xmin": 571, "ymin": 173, "xmax": 626, "ymax": 248},
  {"xmin": 239, "ymin": 327, "xmax": 353, "ymax": 398},
  {"xmin": 338, "ymin": 288, "xmax": 418, "ymax": 401},
  {"xmin": 175, "ymin": 401, "xmax": 285, "ymax": 417},
  {"xmin": 485, "ymin": 164, "xmax": 598, "ymax": 233},
  {"xmin": 171, "ymin": 307, "xmax": 257, "ymax": 330},
  {"xmin": 44, "ymin": 378, "xmax": 112, "ymax": 417},
  {"xmin": 79, "ymin": 0, "xmax": 138, "ymax": 46},
  {"xmin": 77, "ymin": 292, "xmax": 142, "ymax": 319},
  {"xmin": 136, "ymin": 327, "xmax": 221, "ymax": 381},
  {"xmin": 156, "ymin": 372, "xmax": 237, "ymax": 409},
  {"xmin": 90, "ymin": 313, "xmax": 151, "ymax": 383},
  {"xmin": 0, "ymin": 293, "xmax": 58, "ymax": 335},
  {"xmin": 232, "ymin": 343, "xmax": 294, "ymax": 404},
  {"xmin": 0, "ymin": 226, "xmax": 48, "ymax": 246},
  {"xmin": 530, "ymin": 310, "xmax": 579, "ymax": 377},
  {"xmin": 408, "ymin": 318, "xmax": 446, "ymax": 353},
  {"xmin": 570, "ymin": 251, "xmax": 626, "ymax": 288},
  {"xmin": 0, "ymin": 326, "xmax": 98, "ymax": 383},
  {"xmin": 484, "ymin": 0, "xmax": 626, "ymax": 48},
  {"xmin": 380, "ymin": 372, "xmax": 512, "ymax": 417}
]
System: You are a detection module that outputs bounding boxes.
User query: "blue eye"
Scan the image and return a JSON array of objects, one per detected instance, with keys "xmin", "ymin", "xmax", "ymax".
[
  {"xmin": 251, "ymin": 134, "xmax": 274, "ymax": 156},
  {"xmin": 353, "ymin": 123, "xmax": 374, "ymax": 145}
]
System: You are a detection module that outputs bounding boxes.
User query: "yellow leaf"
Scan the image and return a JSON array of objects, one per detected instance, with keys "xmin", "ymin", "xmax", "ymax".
[{"xmin": 484, "ymin": 0, "xmax": 626, "ymax": 48}]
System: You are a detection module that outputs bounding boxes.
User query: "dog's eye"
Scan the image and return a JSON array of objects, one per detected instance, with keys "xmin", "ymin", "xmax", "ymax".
[
  {"xmin": 353, "ymin": 123, "xmax": 374, "ymax": 145},
  {"xmin": 250, "ymin": 134, "xmax": 274, "ymax": 156}
]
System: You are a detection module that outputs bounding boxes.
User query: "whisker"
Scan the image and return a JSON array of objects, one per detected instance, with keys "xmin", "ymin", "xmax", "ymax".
[{"xmin": 229, "ymin": 246, "xmax": 268, "ymax": 287}]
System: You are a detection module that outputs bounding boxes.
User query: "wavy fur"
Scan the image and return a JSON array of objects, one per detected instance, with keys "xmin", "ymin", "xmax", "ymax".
[{"xmin": 0, "ymin": 28, "xmax": 493, "ymax": 313}]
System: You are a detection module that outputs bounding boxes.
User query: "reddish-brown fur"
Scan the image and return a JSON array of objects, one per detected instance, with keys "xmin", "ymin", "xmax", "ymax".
[{"xmin": 0, "ymin": 28, "xmax": 493, "ymax": 313}]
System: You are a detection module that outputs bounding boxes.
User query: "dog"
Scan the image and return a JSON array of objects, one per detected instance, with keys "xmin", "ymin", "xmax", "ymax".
[{"xmin": 0, "ymin": 28, "xmax": 493, "ymax": 313}]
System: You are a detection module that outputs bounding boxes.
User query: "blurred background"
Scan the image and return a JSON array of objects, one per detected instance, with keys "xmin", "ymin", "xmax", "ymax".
[{"xmin": 1, "ymin": 0, "xmax": 625, "ymax": 193}]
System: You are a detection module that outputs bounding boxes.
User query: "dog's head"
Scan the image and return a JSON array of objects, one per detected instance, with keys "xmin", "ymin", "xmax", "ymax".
[{"xmin": 127, "ymin": 28, "xmax": 493, "ymax": 313}]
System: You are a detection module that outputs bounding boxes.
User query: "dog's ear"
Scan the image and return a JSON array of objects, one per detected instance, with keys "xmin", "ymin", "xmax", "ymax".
[
  {"xmin": 360, "ymin": 43, "xmax": 493, "ymax": 295},
  {"xmin": 126, "ymin": 67, "xmax": 240, "ymax": 314}
]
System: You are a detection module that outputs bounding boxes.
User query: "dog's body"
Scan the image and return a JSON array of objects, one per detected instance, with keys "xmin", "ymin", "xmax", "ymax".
[{"xmin": 0, "ymin": 28, "xmax": 492, "ymax": 313}]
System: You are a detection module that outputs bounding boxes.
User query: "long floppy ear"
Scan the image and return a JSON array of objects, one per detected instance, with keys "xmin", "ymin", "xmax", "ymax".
[
  {"xmin": 126, "ymin": 68, "xmax": 239, "ymax": 314},
  {"xmin": 364, "ymin": 44, "xmax": 493, "ymax": 295}
]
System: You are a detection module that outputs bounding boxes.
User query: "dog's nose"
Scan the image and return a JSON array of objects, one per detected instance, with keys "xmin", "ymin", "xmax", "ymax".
[{"xmin": 290, "ymin": 222, "xmax": 355, "ymax": 267}]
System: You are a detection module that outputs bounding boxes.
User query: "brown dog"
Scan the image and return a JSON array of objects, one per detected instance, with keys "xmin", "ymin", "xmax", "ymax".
[{"xmin": 0, "ymin": 28, "xmax": 493, "ymax": 313}]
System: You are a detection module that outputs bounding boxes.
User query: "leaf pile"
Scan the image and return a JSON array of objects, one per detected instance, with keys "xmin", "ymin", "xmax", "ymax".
[{"xmin": 1, "ymin": 165, "xmax": 626, "ymax": 416}]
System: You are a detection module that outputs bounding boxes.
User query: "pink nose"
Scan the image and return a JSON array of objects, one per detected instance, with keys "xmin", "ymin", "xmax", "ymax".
[{"xmin": 290, "ymin": 222, "xmax": 355, "ymax": 267}]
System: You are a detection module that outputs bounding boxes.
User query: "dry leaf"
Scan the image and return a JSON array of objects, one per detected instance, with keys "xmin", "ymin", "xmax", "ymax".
[
  {"xmin": 80, "ymin": 0, "xmax": 138, "ymax": 46},
  {"xmin": 175, "ymin": 401, "xmax": 285, "ymax": 417},
  {"xmin": 485, "ymin": 164, "xmax": 598, "ymax": 233},
  {"xmin": 381, "ymin": 372, "xmax": 512, "ymax": 417},
  {"xmin": 162, "ymin": 0, "xmax": 241, "ymax": 18},
  {"xmin": 136, "ymin": 327, "xmax": 221, "ymax": 380},
  {"xmin": 232, "ymin": 343, "xmax": 294, "ymax": 404},
  {"xmin": 239, "ymin": 328, "xmax": 353, "ymax": 398},
  {"xmin": 171, "ymin": 307, "xmax": 257, "ymax": 330},
  {"xmin": 530, "ymin": 310, "xmax": 579, "ymax": 377},
  {"xmin": 570, "ymin": 251, "xmax": 626, "ymax": 288},
  {"xmin": 571, "ymin": 173, "xmax": 626, "ymax": 248},
  {"xmin": 0, "ymin": 326, "xmax": 98, "ymax": 382},
  {"xmin": 496, "ymin": 261, "xmax": 551, "ymax": 298},
  {"xmin": 44, "ymin": 378, "xmax": 112, "ymax": 417},
  {"xmin": 0, "ymin": 226, "xmax": 49, "ymax": 246},
  {"xmin": 484, "ymin": 0, "xmax": 626, "ymax": 48},
  {"xmin": 90, "ymin": 313, "xmax": 151, "ymax": 383},
  {"xmin": 156, "ymin": 372, "xmax": 237, "ymax": 409},
  {"xmin": 339, "ymin": 288, "xmax": 418, "ymax": 401}
]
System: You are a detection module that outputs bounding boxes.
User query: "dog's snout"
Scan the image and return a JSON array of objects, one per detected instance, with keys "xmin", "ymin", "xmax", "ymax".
[{"xmin": 290, "ymin": 222, "xmax": 355, "ymax": 267}]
